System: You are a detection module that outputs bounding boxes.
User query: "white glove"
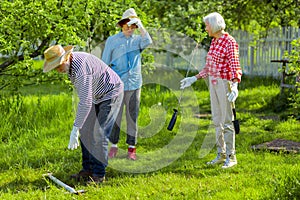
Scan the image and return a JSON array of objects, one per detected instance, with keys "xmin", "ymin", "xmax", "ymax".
[
  {"xmin": 68, "ymin": 126, "xmax": 80, "ymax": 150},
  {"xmin": 180, "ymin": 76, "xmax": 197, "ymax": 89},
  {"xmin": 227, "ymin": 82, "xmax": 238, "ymax": 102},
  {"xmin": 127, "ymin": 18, "xmax": 143, "ymax": 28}
]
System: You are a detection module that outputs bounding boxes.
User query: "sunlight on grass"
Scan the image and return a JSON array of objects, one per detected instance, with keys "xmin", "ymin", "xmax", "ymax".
[{"xmin": 0, "ymin": 76, "xmax": 299, "ymax": 199}]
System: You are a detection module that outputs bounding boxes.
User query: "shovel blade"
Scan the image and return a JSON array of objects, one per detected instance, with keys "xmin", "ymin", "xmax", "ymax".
[
  {"xmin": 233, "ymin": 119, "xmax": 240, "ymax": 134},
  {"xmin": 167, "ymin": 109, "xmax": 178, "ymax": 131}
]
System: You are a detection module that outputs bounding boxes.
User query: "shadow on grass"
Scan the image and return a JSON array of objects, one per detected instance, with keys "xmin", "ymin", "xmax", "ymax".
[{"xmin": 0, "ymin": 175, "xmax": 48, "ymax": 194}]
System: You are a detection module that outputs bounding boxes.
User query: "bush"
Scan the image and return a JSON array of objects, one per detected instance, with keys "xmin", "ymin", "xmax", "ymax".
[{"xmin": 284, "ymin": 38, "xmax": 300, "ymax": 119}]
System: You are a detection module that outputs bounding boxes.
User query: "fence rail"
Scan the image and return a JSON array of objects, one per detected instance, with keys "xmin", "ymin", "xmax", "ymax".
[
  {"xmin": 149, "ymin": 27, "xmax": 300, "ymax": 78},
  {"xmin": 231, "ymin": 26, "xmax": 300, "ymax": 77}
]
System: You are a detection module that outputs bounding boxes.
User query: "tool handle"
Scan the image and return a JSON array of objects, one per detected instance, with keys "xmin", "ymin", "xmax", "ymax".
[
  {"xmin": 47, "ymin": 173, "xmax": 77, "ymax": 194},
  {"xmin": 232, "ymin": 108, "xmax": 237, "ymax": 120}
]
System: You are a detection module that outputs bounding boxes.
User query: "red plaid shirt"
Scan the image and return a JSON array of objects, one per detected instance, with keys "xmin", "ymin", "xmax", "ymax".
[{"xmin": 199, "ymin": 33, "xmax": 242, "ymax": 82}]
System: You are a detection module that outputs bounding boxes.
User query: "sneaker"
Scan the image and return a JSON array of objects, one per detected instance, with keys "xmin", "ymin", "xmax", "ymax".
[
  {"xmin": 108, "ymin": 146, "xmax": 118, "ymax": 158},
  {"xmin": 206, "ymin": 153, "xmax": 226, "ymax": 165},
  {"xmin": 70, "ymin": 170, "xmax": 92, "ymax": 181},
  {"xmin": 86, "ymin": 175, "xmax": 105, "ymax": 184},
  {"xmin": 222, "ymin": 155, "xmax": 237, "ymax": 169},
  {"xmin": 128, "ymin": 147, "xmax": 136, "ymax": 160}
]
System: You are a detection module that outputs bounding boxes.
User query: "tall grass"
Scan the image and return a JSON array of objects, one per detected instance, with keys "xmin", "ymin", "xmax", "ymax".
[{"xmin": 0, "ymin": 76, "xmax": 299, "ymax": 199}]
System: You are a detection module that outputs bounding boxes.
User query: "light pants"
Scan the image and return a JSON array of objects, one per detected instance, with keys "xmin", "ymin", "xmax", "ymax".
[
  {"xmin": 109, "ymin": 89, "xmax": 141, "ymax": 146},
  {"xmin": 209, "ymin": 77, "xmax": 236, "ymax": 156}
]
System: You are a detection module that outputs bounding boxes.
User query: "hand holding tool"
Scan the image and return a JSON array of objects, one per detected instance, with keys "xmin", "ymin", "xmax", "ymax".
[
  {"xmin": 227, "ymin": 82, "xmax": 238, "ymax": 102},
  {"xmin": 228, "ymin": 82, "xmax": 240, "ymax": 134}
]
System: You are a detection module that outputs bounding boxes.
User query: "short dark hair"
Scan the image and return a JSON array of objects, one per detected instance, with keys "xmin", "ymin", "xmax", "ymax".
[
  {"xmin": 118, "ymin": 18, "xmax": 130, "ymax": 27},
  {"xmin": 118, "ymin": 18, "xmax": 138, "ymax": 29}
]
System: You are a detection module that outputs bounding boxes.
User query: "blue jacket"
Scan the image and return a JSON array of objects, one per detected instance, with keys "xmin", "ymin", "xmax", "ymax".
[{"xmin": 102, "ymin": 31, "xmax": 152, "ymax": 91}]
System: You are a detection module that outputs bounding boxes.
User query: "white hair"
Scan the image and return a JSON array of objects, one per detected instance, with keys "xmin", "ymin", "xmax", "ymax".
[{"xmin": 203, "ymin": 12, "xmax": 226, "ymax": 34}]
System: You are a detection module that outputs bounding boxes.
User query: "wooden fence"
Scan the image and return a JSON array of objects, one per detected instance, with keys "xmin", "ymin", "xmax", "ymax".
[
  {"xmin": 231, "ymin": 26, "xmax": 300, "ymax": 77},
  {"xmin": 149, "ymin": 27, "xmax": 300, "ymax": 78}
]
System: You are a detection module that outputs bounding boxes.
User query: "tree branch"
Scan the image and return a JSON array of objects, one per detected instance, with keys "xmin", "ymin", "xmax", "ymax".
[{"xmin": 0, "ymin": 37, "xmax": 50, "ymax": 71}]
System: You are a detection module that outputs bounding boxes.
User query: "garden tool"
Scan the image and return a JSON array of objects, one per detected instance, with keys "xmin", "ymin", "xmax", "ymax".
[
  {"xmin": 228, "ymin": 82, "xmax": 240, "ymax": 134},
  {"xmin": 167, "ymin": 43, "xmax": 199, "ymax": 131},
  {"xmin": 167, "ymin": 108, "xmax": 178, "ymax": 130},
  {"xmin": 43, "ymin": 173, "xmax": 86, "ymax": 195}
]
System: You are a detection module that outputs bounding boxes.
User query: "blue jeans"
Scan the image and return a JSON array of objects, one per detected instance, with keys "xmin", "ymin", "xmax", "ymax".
[{"xmin": 79, "ymin": 94, "xmax": 123, "ymax": 177}]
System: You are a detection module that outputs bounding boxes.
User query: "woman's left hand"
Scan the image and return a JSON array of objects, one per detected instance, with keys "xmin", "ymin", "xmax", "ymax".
[{"xmin": 227, "ymin": 82, "xmax": 238, "ymax": 102}]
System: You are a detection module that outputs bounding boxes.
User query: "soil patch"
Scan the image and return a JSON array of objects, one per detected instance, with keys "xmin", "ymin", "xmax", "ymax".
[{"xmin": 252, "ymin": 138, "xmax": 300, "ymax": 153}]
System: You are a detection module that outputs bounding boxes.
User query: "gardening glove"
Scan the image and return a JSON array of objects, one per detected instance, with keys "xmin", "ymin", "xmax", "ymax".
[
  {"xmin": 68, "ymin": 126, "xmax": 80, "ymax": 150},
  {"xmin": 180, "ymin": 76, "xmax": 197, "ymax": 89},
  {"xmin": 127, "ymin": 18, "xmax": 143, "ymax": 28},
  {"xmin": 227, "ymin": 82, "xmax": 239, "ymax": 102}
]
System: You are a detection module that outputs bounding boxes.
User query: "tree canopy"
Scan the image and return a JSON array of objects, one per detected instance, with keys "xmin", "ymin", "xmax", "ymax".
[{"xmin": 1, "ymin": 0, "xmax": 299, "ymax": 91}]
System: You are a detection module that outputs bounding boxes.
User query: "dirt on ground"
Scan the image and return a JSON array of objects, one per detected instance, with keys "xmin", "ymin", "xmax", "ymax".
[{"xmin": 252, "ymin": 138, "xmax": 300, "ymax": 153}]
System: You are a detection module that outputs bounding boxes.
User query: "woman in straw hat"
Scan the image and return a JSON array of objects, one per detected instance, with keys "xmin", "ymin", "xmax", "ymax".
[
  {"xmin": 43, "ymin": 44, "xmax": 124, "ymax": 184},
  {"xmin": 102, "ymin": 8, "xmax": 152, "ymax": 160}
]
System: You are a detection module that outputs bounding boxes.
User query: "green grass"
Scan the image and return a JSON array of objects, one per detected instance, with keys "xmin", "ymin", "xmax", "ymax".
[{"xmin": 0, "ymin": 75, "xmax": 299, "ymax": 200}]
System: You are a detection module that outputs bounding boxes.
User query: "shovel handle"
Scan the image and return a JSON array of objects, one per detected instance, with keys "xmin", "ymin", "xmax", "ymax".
[
  {"xmin": 44, "ymin": 173, "xmax": 85, "ymax": 194},
  {"xmin": 227, "ymin": 82, "xmax": 240, "ymax": 134}
]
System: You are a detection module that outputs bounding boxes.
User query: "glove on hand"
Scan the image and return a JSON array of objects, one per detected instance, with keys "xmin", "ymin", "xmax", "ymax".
[
  {"xmin": 180, "ymin": 76, "xmax": 197, "ymax": 89},
  {"xmin": 68, "ymin": 126, "xmax": 80, "ymax": 150},
  {"xmin": 227, "ymin": 82, "xmax": 238, "ymax": 102},
  {"xmin": 127, "ymin": 18, "xmax": 143, "ymax": 28}
]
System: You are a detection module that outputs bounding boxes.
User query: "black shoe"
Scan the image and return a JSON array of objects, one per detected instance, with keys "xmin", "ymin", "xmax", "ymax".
[{"xmin": 70, "ymin": 170, "xmax": 92, "ymax": 181}]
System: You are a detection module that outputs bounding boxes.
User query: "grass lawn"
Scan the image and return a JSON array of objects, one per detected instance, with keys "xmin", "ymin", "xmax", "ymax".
[{"xmin": 0, "ymin": 74, "xmax": 299, "ymax": 200}]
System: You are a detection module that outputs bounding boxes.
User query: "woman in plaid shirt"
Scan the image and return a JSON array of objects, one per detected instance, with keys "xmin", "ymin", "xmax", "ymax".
[{"xmin": 180, "ymin": 12, "xmax": 242, "ymax": 169}]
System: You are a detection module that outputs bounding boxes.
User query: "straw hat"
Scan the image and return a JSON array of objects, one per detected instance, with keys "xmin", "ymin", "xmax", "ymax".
[
  {"xmin": 116, "ymin": 8, "xmax": 138, "ymax": 27},
  {"xmin": 43, "ymin": 45, "xmax": 74, "ymax": 72}
]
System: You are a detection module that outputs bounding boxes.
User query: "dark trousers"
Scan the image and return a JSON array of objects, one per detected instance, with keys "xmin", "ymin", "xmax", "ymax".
[
  {"xmin": 80, "ymin": 94, "xmax": 123, "ymax": 177},
  {"xmin": 109, "ymin": 89, "xmax": 140, "ymax": 146}
]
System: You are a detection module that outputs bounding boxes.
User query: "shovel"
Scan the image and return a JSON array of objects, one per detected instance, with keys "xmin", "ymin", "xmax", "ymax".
[
  {"xmin": 228, "ymin": 82, "xmax": 240, "ymax": 134},
  {"xmin": 231, "ymin": 102, "xmax": 240, "ymax": 134},
  {"xmin": 167, "ymin": 109, "xmax": 178, "ymax": 131},
  {"xmin": 43, "ymin": 173, "xmax": 86, "ymax": 195},
  {"xmin": 167, "ymin": 44, "xmax": 200, "ymax": 131}
]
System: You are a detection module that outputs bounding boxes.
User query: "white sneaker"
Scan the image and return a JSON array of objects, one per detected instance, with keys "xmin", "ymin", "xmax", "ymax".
[
  {"xmin": 222, "ymin": 155, "xmax": 237, "ymax": 169},
  {"xmin": 206, "ymin": 153, "xmax": 226, "ymax": 165}
]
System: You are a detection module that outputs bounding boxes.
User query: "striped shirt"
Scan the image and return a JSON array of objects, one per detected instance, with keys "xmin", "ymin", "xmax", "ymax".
[
  {"xmin": 199, "ymin": 33, "xmax": 242, "ymax": 82},
  {"xmin": 68, "ymin": 52, "xmax": 123, "ymax": 128}
]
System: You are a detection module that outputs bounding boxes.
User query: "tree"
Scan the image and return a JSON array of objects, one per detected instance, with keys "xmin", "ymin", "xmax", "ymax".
[
  {"xmin": 0, "ymin": 0, "xmax": 138, "ymax": 91},
  {"xmin": 283, "ymin": 38, "xmax": 300, "ymax": 118},
  {"xmin": 1, "ymin": 0, "xmax": 299, "ymax": 91}
]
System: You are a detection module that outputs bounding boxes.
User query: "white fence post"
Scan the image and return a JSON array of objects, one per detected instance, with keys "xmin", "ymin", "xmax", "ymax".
[{"xmin": 231, "ymin": 26, "xmax": 300, "ymax": 78}]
